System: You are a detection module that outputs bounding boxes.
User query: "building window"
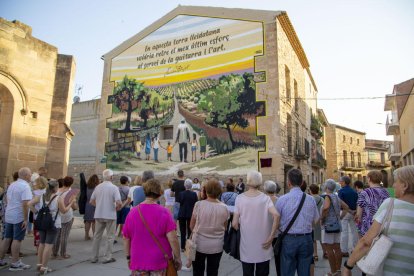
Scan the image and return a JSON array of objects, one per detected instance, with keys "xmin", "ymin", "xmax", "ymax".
[
  {"xmin": 343, "ymin": 150, "xmax": 348, "ymax": 167},
  {"xmin": 285, "ymin": 65, "xmax": 291, "ymax": 102},
  {"xmin": 343, "ymin": 135, "xmax": 346, "ymax": 142},
  {"xmin": 358, "ymin": 152, "xmax": 362, "ymax": 167},
  {"xmin": 381, "ymin": 152, "xmax": 385, "ymax": 164},
  {"xmin": 357, "ymin": 139, "xmax": 360, "ymax": 145},
  {"xmin": 351, "ymin": 152, "xmax": 355, "ymax": 167},
  {"xmin": 287, "ymin": 114, "xmax": 292, "ymax": 154},
  {"xmin": 350, "ymin": 137, "xmax": 353, "ymax": 144},
  {"xmin": 160, "ymin": 125, "xmax": 174, "ymax": 140},
  {"xmin": 295, "ymin": 121, "xmax": 300, "ymax": 153},
  {"xmin": 294, "ymin": 80, "xmax": 299, "ymax": 112}
]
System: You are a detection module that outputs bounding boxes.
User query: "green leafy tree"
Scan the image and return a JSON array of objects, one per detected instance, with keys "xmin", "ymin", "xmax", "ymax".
[{"xmin": 204, "ymin": 74, "xmax": 246, "ymax": 148}]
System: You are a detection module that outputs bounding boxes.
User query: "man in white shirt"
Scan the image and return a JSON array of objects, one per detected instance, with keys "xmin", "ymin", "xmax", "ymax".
[
  {"xmin": 90, "ymin": 169, "xmax": 122, "ymax": 264},
  {"xmin": 0, "ymin": 167, "xmax": 33, "ymax": 271}
]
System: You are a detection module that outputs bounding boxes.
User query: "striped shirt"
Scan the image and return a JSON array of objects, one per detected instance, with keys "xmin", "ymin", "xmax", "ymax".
[
  {"xmin": 374, "ymin": 198, "xmax": 414, "ymax": 275},
  {"xmin": 276, "ymin": 187, "xmax": 319, "ymax": 234}
]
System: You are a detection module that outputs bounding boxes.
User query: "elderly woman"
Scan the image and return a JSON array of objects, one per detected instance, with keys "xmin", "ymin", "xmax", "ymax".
[
  {"xmin": 177, "ymin": 179, "xmax": 198, "ymax": 252},
  {"xmin": 190, "ymin": 178, "xmax": 229, "ymax": 276},
  {"xmin": 123, "ymin": 179, "xmax": 181, "ymax": 275},
  {"xmin": 84, "ymin": 174, "xmax": 99, "ymax": 240},
  {"xmin": 36, "ymin": 180, "xmax": 75, "ymax": 274},
  {"xmin": 233, "ymin": 171, "xmax": 280, "ymax": 276},
  {"xmin": 355, "ymin": 170, "xmax": 389, "ymax": 237},
  {"xmin": 309, "ymin": 184, "xmax": 324, "ymax": 261},
  {"xmin": 264, "ymin": 180, "xmax": 281, "ymax": 275},
  {"xmin": 264, "ymin": 180, "xmax": 280, "ymax": 205},
  {"xmin": 342, "ymin": 165, "xmax": 414, "ymax": 275},
  {"xmin": 321, "ymin": 179, "xmax": 349, "ymax": 276},
  {"xmin": 220, "ymin": 182, "xmax": 238, "ymax": 214}
]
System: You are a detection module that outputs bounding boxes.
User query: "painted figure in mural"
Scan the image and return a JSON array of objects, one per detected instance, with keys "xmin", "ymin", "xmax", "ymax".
[
  {"xmin": 160, "ymin": 141, "xmax": 174, "ymax": 162},
  {"xmin": 134, "ymin": 139, "xmax": 141, "ymax": 159},
  {"xmin": 151, "ymin": 134, "xmax": 160, "ymax": 163},
  {"xmin": 175, "ymin": 119, "xmax": 190, "ymax": 163},
  {"xmin": 191, "ymin": 133, "xmax": 198, "ymax": 162},
  {"xmin": 199, "ymin": 131, "xmax": 207, "ymax": 160},
  {"xmin": 144, "ymin": 133, "xmax": 151, "ymax": 161}
]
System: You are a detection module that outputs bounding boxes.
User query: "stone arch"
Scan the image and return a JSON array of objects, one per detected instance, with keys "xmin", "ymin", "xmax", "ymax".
[
  {"xmin": 0, "ymin": 71, "xmax": 28, "ymax": 184},
  {"xmin": 0, "ymin": 70, "xmax": 28, "ymax": 114}
]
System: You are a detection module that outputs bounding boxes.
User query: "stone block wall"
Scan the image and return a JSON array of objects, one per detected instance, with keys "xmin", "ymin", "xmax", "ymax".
[{"xmin": 0, "ymin": 18, "xmax": 74, "ymax": 183}]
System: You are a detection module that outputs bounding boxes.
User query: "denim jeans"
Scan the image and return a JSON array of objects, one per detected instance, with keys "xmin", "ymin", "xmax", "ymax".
[
  {"xmin": 280, "ymin": 234, "xmax": 313, "ymax": 276},
  {"xmin": 153, "ymin": 148, "xmax": 159, "ymax": 162}
]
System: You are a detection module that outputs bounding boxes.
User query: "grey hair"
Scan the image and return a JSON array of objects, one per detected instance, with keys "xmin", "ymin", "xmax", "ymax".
[
  {"xmin": 247, "ymin": 171, "xmax": 262, "ymax": 188},
  {"xmin": 324, "ymin": 179, "xmax": 337, "ymax": 192},
  {"xmin": 18, "ymin": 167, "xmax": 32, "ymax": 180},
  {"xmin": 102, "ymin": 169, "xmax": 114, "ymax": 181},
  {"xmin": 264, "ymin": 180, "xmax": 277, "ymax": 194},
  {"xmin": 184, "ymin": 178, "xmax": 193, "ymax": 189},
  {"xmin": 142, "ymin": 170, "xmax": 154, "ymax": 182}
]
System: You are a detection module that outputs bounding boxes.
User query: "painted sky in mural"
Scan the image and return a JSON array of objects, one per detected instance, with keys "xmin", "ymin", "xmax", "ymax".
[{"xmin": 106, "ymin": 15, "xmax": 266, "ymax": 175}]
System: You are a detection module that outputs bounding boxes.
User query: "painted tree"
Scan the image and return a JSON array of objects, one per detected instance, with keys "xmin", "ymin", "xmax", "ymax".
[
  {"xmin": 109, "ymin": 75, "xmax": 148, "ymax": 132},
  {"xmin": 204, "ymin": 74, "xmax": 246, "ymax": 149}
]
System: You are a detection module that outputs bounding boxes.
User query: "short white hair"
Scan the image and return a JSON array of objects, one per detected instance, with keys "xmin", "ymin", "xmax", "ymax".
[
  {"xmin": 102, "ymin": 169, "xmax": 114, "ymax": 181},
  {"xmin": 31, "ymin": 172, "xmax": 40, "ymax": 183},
  {"xmin": 184, "ymin": 178, "xmax": 193, "ymax": 189},
  {"xmin": 264, "ymin": 180, "xmax": 277, "ymax": 194},
  {"xmin": 324, "ymin": 179, "xmax": 337, "ymax": 192},
  {"xmin": 18, "ymin": 167, "xmax": 32, "ymax": 180},
  {"xmin": 247, "ymin": 171, "xmax": 262, "ymax": 188}
]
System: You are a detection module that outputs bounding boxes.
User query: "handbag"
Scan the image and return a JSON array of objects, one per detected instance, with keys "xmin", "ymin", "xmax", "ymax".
[
  {"xmin": 324, "ymin": 195, "xmax": 341, "ymax": 233},
  {"xmin": 273, "ymin": 193, "xmax": 306, "ymax": 257},
  {"xmin": 357, "ymin": 198, "xmax": 395, "ymax": 275},
  {"xmin": 137, "ymin": 206, "xmax": 178, "ymax": 276},
  {"xmin": 185, "ymin": 212, "xmax": 198, "ymax": 262}
]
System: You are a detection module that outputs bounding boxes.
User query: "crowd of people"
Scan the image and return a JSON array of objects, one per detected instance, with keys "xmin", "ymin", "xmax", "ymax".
[{"xmin": 0, "ymin": 165, "xmax": 414, "ymax": 276}]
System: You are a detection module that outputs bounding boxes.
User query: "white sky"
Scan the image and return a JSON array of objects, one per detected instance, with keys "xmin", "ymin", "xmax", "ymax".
[{"xmin": 1, "ymin": 0, "xmax": 413, "ymax": 140}]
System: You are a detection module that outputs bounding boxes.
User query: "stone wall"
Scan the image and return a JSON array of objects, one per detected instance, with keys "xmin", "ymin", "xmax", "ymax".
[
  {"xmin": 326, "ymin": 124, "xmax": 367, "ymax": 182},
  {"xmin": 0, "ymin": 18, "xmax": 74, "ymax": 183}
]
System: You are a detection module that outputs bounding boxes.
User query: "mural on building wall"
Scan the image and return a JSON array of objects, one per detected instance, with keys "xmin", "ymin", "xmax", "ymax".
[{"xmin": 106, "ymin": 15, "xmax": 266, "ymax": 174}]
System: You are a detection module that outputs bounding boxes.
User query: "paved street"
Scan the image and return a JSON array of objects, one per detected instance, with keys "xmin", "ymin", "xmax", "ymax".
[{"xmin": 0, "ymin": 216, "xmax": 361, "ymax": 275}]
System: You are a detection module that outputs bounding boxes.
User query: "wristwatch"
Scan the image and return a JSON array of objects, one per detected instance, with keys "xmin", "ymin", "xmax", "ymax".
[{"xmin": 343, "ymin": 260, "xmax": 354, "ymax": 270}]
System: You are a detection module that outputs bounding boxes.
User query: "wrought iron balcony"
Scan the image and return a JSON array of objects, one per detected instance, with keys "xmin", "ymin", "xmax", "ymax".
[
  {"xmin": 312, "ymin": 152, "xmax": 327, "ymax": 169},
  {"xmin": 386, "ymin": 114, "xmax": 399, "ymax": 136}
]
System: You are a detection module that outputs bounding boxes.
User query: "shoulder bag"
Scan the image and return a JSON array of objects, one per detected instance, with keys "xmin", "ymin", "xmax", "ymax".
[
  {"xmin": 357, "ymin": 198, "xmax": 395, "ymax": 275},
  {"xmin": 324, "ymin": 195, "xmax": 341, "ymax": 233},
  {"xmin": 185, "ymin": 210, "xmax": 198, "ymax": 262},
  {"xmin": 273, "ymin": 192, "xmax": 306, "ymax": 257},
  {"xmin": 137, "ymin": 206, "xmax": 177, "ymax": 276}
]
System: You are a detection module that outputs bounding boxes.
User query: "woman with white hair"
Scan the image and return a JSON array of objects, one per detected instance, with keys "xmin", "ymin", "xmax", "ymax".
[
  {"xmin": 320, "ymin": 179, "xmax": 349, "ymax": 276},
  {"xmin": 177, "ymin": 179, "xmax": 198, "ymax": 252},
  {"xmin": 233, "ymin": 171, "xmax": 280, "ymax": 275}
]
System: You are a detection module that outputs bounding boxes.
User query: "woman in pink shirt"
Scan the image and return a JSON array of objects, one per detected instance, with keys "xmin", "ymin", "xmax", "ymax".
[{"xmin": 123, "ymin": 179, "xmax": 181, "ymax": 275}]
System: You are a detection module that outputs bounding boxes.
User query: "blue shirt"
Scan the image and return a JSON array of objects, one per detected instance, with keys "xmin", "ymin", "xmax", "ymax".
[
  {"xmin": 338, "ymin": 185, "xmax": 358, "ymax": 210},
  {"xmin": 276, "ymin": 187, "xmax": 319, "ymax": 234},
  {"xmin": 132, "ymin": 186, "xmax": 145, "ymax": 207}
]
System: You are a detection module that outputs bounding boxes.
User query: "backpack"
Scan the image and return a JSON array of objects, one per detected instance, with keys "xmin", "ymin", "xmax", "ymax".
[{"xmin": 34, "ymin": 195, "xmax": 58, "ymax": 231}]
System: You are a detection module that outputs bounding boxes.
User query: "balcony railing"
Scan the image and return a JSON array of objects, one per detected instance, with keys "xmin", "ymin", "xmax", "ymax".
[
  {"xmin": 339, "ymin": 161, "xmax": 365, "ymax": 171},
  {"xmin": 295, "ymin": 139, "xmax": 310, "ymax": 160},
  {"xmin": 387, "ymin": 143, "xmax": 401, "ymax": 162},
  {"xmin": 386, "ymin": 114, "xmax": 399, "ymax": 136},
  {"xmin": 312, "ymin": 152, "xmax": 327, "ymax": 169},
  {"xmin": 366, "ymin": 160, "xmax": 390, "ymax": 168}
]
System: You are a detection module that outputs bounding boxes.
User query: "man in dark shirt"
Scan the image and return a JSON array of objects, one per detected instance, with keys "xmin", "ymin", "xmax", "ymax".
[
  {"xmin": 338, "ymin": 176, "xmax": 359, "ymax": 256},
  {"xmin": 171, "ymin": 170, "xmax": 185, "ymax": 222},
  {"xmin": 235, "ymin": 177, "xmax": 245, "ymax": 194}
]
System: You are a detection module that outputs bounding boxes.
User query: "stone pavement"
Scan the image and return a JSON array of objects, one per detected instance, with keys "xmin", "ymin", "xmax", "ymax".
[{"xmin": 0, "ymin": 216, "xmax": 361, "ymax": 275}]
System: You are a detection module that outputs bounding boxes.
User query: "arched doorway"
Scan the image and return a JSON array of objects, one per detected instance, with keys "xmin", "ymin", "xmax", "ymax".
[
  {"xmin": 0, "ymin": 71, "xmax": 28, "ymax": 185},
  {"xmin": 0, "ymin": 84, "xmax": 14, "ymax": 184}
]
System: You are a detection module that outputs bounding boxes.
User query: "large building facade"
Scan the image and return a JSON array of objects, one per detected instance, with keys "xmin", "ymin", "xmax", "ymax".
[
  {"xmin": 92, "ymin": 6, "xmax": 320, "ymax": 189},
  {"xmin": 384, "ymin": 78, "xmax": 414, "ymax": 169},
  {"xmin": 0, "ymin": 18, "xmax": 75, "ymax": 183},
  {"xmin": 325, "ymin": 124, "xmax": 366, "ymax": 182}
]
